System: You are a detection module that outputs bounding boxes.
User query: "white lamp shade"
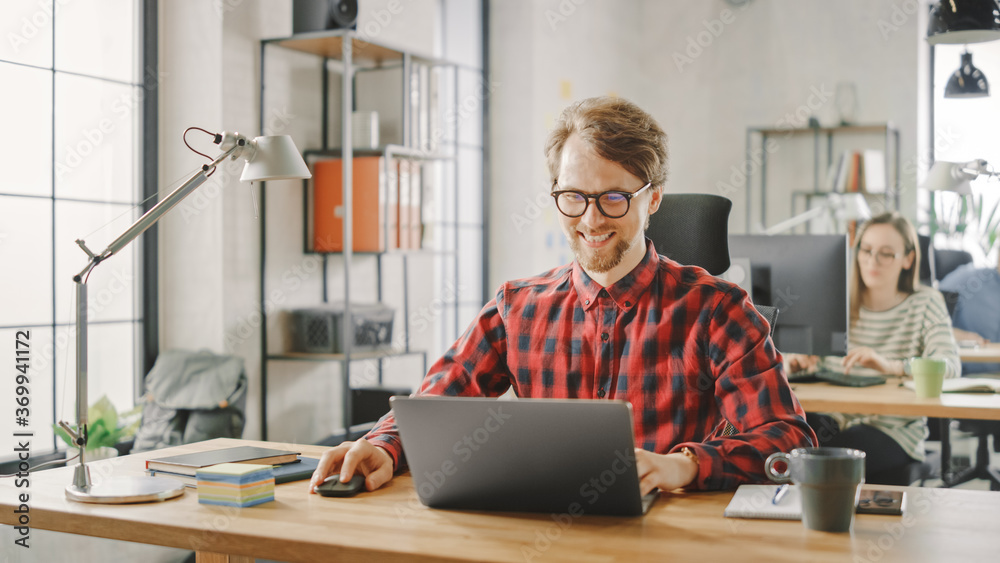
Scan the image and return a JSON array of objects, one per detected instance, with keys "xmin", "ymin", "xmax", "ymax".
[
  {"xmin": 829, "ymin": 192, "xmax": 872, "ymax": 221},
  {"xmin": 922, "ymin": 161, "xmax": 974, "ymax": 194},
  {"xmin": 240, "ymin": 135, "xmax": 312, "ymax": 182}
]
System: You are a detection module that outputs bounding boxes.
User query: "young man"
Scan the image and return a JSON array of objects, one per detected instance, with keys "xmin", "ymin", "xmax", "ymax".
[{"xmin": 310, "ymin": 97, "xmax": 815, "ymax": 495}]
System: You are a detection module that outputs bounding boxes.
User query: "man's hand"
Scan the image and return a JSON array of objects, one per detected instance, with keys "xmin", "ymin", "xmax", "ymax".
[
  {"xmin": 842, "ymin": 346, "xmax": 895, "ymax": 375},
  {"xmin": 634, "ymin": 448, "xmax": 698, "ymax": 496},
  {"xmin": 309, "ymin": 440, "xmax": 394, "ymax": 494}
]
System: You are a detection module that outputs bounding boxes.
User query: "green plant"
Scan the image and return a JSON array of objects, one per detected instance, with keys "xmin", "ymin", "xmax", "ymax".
[
  {"xmin": 927, "ymin": 191, "xmax": 1000, "ymax": 259},
  {"xmin": 54, "ymin": 395, "xmax": 142, "ymax": 451}
]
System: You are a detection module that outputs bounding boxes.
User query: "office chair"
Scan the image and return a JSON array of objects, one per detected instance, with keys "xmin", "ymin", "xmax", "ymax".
[
  {"xmin": 918, "ymin": 234, "xmax": 936, "ymax": 287},
  {"xmin": 935, "ymin": 249, "xmax": 974, "ymax": 282},
  {"xmin": 647, "ymin": 193, "xmax": 779, "ymax": 334},
  {"xmin": 646, "ymin": 193, "xmax": 733, "ymax": 276}
]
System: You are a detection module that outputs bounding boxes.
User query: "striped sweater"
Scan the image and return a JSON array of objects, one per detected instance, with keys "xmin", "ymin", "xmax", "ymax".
[{"xmin": 828, "ymin": 285, "xmax": 961, "ymax": 461}]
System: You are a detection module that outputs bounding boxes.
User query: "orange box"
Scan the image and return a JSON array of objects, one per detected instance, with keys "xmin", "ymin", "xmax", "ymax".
[{"xmin": 313, "ymin": 157, "xmax": 385, "ymax": 252}]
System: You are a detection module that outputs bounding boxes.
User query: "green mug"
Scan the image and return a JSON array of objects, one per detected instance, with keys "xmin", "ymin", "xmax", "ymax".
[{"xmin": 910, "ymin": 357, "xmax": 947, "ymax": 398}]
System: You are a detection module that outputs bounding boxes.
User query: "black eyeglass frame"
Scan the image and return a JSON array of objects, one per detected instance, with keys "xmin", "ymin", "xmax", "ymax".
[{"xmin": 550, "ymin": 181, "xmax": 654, "ymax": 219}]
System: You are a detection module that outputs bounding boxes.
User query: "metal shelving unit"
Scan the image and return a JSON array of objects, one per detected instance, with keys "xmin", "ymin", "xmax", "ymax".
[
  {"xmin": 745, "ymin": 123, "xmax": 901, "ymax": 232},
  {"xmin": 257, "ymin": 31, "xmax": 464, "ymax": 440}
]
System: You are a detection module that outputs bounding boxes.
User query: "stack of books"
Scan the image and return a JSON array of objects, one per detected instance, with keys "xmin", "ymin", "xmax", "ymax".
[
  {"xmin": 144, "ymin": 445, "xmax": 315, "ymax": 488},
  {"xmin": 196, "ymin": 463, "xmax": 275, "ymax": 508}
]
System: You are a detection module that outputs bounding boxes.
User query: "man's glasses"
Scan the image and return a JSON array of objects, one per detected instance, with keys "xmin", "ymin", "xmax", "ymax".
[
  {"xmin": 857, "ymin": 246, "xmax": 905, "ymax": 265},
  {"xmin": 550, "ymin": 181, "xmax": 652, "ymax": 219}
]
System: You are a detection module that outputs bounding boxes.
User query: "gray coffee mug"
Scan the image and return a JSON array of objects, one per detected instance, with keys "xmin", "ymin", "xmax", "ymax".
[{"xmin": 765, "ymin": 447, "xmax": 866, "ymax": 532}]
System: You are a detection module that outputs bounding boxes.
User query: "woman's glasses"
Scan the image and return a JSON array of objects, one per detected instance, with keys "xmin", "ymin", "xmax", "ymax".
[{"xmin": 857, "ymin": 246, "xmax": 905, "ymax": 265}]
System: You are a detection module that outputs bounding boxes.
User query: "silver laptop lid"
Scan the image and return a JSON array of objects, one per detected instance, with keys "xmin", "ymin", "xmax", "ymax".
[{"xmin": 390, "ymin": 396, "xmax": 653, "ymax": 516}]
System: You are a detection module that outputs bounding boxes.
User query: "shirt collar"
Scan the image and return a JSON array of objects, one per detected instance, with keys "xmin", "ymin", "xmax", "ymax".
[{"xmin": 572, "ymin": 239, "xmax": 660, "ymax": 311}]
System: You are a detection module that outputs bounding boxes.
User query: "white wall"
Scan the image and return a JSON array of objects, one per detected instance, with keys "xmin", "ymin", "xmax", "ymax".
[{"xmin": 489, "ymin": 0, "xmax": 924, "ymax": 290}]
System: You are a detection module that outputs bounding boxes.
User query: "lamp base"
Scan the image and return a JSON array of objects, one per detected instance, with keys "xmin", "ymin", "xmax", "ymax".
[{"xmin": 65, "ymin": 476, "xmax": 185, "ymax": 504}]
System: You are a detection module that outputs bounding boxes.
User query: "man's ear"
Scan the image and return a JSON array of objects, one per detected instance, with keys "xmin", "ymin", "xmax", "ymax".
[{"xmin": 647, "ymin": 187, "xmax": 663, "ymax": 215}]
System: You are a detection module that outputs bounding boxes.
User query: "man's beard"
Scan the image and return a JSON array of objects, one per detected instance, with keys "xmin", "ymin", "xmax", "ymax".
[
  {"xmin": 568, "ymin": 233, "xmax": 633, "ymax": 273},
  {"xmin": 566, "ymin": 215, "xmax": 649, "ymax": 273}
]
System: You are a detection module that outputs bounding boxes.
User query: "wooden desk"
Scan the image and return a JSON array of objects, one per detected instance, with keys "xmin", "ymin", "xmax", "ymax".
[
  {"xmin": 3, "ymin": 438, "xmax": 1000, "ymax": 562},
  {"xmin": 959, "ymin": 343, "xmax": 1000, "ymax": 363},
  {"xmin": 791, "ymin": 379, "xmax": 1000, "ymax": 421},
  {"xmin": 792, "ymin": 380, "xmax": 1000, "ymax": 486}
]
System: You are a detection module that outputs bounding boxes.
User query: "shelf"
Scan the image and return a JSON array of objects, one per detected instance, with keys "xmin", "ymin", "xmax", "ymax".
[
  {"xmin": 303, "ymin": 146, "xmax": 455, "ymax": 161},
  {"xmin": 268, "ymin": 349, "xmax": 426, "ymax": 362},
  {"xmin": 748, "ymin": 123, "xmax": 897, "ymax": 136},
  {"xmin": 303, "ymin": 248, "xmax": 457, "ymax": 257},
  {"xmin": 265, "ymin": 30, "xmax": 452, "ymax": 67},
  {"xmin": 791, "ymin": 190, "xmax": 894, "ymax": 197}
]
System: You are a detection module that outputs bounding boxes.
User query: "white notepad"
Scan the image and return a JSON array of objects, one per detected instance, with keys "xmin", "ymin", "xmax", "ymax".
[{"xmin": 723, "ymin": 484, "xmax": 802, "ymax": 520}]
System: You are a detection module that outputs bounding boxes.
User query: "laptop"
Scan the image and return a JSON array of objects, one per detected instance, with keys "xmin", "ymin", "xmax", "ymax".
[{"xmin": 390, "ymin": 396, "xmax": 658, "ymax": 516}]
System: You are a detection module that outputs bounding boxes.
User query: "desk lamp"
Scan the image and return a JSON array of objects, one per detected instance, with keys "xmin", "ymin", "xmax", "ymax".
[
  {"xmin": 764, "ymin": 193, "xmax": 871, "ymax": 235},
  {"xmin": 922, "ymin": 159, "xmax": 999, "ymax": 195},
  {"xmin": 60, "ymin": 130, "xmax": 310, "ymax": 503}
]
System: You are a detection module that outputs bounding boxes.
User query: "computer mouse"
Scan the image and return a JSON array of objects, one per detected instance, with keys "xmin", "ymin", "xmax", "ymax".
[{"xmin": 315, "ymin": 474, "xmax": 366, "ymax": 497}]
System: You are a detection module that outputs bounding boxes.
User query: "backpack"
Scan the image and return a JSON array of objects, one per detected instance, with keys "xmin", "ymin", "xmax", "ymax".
[{"xmin": 131, "ymin": 349, "xmax": 247, "ymax": 452}]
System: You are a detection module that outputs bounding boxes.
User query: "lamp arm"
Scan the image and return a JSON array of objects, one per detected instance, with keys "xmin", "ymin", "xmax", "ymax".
[
  {"xmin": 63, "ymin": 142, "xmax": 240, "ymax": 478},
  {"xmin": 763, "ymin": 205, "xmax": 828, "ymax": 235},
  {"xmin": 75, "ymin": 144, "xmax": 241, "ymax": 273}
]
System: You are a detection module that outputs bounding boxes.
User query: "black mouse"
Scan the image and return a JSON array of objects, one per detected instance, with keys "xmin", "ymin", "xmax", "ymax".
[{"xmin": 315, "ymin": 474, "xmax": 366, "ymax": 497}]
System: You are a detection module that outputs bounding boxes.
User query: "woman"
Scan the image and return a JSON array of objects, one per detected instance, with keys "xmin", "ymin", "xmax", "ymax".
[{"xmin": 787, "ymin": 212, "xmax": 960, "ymax": 481}]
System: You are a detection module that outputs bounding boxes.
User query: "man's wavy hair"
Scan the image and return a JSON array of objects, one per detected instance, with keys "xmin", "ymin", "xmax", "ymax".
[{"xmin": 544, "ymin": 97, "xmax": 668, "ymax": 192}]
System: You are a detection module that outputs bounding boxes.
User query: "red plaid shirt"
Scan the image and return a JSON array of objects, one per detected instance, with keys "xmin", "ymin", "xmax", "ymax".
[{"xmin": 366, "ymin": 240, "xmax": 816, "ymax": 490}]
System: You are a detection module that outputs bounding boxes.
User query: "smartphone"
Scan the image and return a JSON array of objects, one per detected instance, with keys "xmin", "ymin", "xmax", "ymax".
[
  {"xmin": 856, "ymin": 489, "xmax": 906, "ymax": 515},
  {"xmin": 315, "ymin": 474, "xmax": 366, "ymax": 497}
]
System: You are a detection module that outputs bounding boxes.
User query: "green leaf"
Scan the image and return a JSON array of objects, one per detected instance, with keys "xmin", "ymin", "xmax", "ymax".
[{"xmin": 53, "ymin": 394, "xmax": 139, "ymax": 451}]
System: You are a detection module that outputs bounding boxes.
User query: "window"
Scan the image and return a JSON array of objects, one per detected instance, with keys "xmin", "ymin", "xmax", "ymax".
[
  {"xmin": 927, "ymin": 42, "xmax": 1000, "ymax": 264},
  {"xmin": 0, "ymin": 0, "xmax": 153, "ymax": 458}
]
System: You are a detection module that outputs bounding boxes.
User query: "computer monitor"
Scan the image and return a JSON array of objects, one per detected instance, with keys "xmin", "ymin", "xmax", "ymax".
[{"xmin": 724, "ymin": 235, "xmax": 850, "ymax": 356}]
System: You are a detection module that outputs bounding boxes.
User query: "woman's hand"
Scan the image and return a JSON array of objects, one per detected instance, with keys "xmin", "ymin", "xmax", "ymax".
[
  {"xmin": 842, "ymin": 347, "xmax": 897, "ymax": 375},
  {"xmin": 783, "ymin": 354, "xmax": 820, "ymax": 374}
]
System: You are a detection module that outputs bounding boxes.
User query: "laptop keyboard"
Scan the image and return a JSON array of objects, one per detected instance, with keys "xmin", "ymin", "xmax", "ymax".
[{"xmin": 787, "ymin": 367, "xmax": 887, "ymax": 387}]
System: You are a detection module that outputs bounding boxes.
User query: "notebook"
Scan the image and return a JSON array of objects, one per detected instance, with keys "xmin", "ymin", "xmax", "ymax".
[
  {"xmin": 144, "ymin": 445, "xmax": 300, "ymax": 476},
  {"xmin": 724, "ymin": 484, "xmax": 802, "ymax": 520},
  {"xmin": 147, "ymin": 456, "xmax": 319, "ymax": 488},
  {"xmin": 903, "ymin": 378, "xmax": 1000, "ymax": 394},
  {"xmin": 725, "ymin": 484, "xmax": 907, "ymax": 520},
  {"xmin": 390, "ymin": 396, "xmax": 658, "ymax": 516}
]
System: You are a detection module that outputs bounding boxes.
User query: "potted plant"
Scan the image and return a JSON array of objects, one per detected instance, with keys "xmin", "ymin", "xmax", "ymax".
[
  {"xmin": 927, "ymin": 191, "xmax": 1000, "ymax": 261},
  {"xmin": 54, "ymin": 395, "xmax": 142, "ymax": 463}
]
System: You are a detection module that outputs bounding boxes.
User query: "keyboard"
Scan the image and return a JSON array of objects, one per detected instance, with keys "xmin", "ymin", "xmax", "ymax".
[{"xmin": 787, "ymin": 367, "xmax": 887, "ymax": 387}]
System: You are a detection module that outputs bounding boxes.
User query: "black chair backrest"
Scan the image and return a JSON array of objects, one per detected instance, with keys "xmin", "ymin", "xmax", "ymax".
[
  {"xmin": 918, "ymin": 234, "xmax": 936, "ymax": 286},
  {"xmin": 935, "ymin": 249, "xmax": 974, "ymax": 282},
  {"xmin": 646, "ymin": 193, "xmax": 731, "ymax": 275},
  {"xmin": 646, "ymin": 193, "xmax": 775, "ymax": 337}
]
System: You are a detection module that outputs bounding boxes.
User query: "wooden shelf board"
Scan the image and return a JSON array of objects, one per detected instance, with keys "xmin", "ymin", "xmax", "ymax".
[{"xmin": 268, "ymin": 350, "xmax": 424, "ymax": 362}]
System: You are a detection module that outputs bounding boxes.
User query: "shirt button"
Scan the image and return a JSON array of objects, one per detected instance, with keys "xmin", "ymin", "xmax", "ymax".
[
  {"xmin": 601, "ymin": 332, "xmax": 609, "ymax": 341},
  {"xmin": 597, "ymin": 388, "xmax": 606, "ymax": 398},
  {"xmin": 625, "ymin": 301, "xmax": 631, "ymax": 307},
  {"xmin": 584, "ymin": 299, "xmax": 590, "ymax": 305}
]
